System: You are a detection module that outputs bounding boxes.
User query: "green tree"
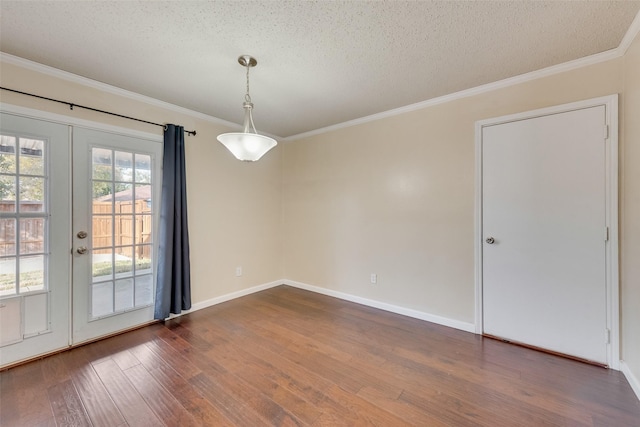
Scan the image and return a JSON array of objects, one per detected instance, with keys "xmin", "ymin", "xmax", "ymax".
[
  {"xmin": 0, "ymin": 153, "xmax": 45, "ymax": 203},
  {"xmin": 0, "ymin": 153, "xmax": 16, "ymax": 201},
  {"xmin": 93, "ymin": 164, "xmax": 128, "ymax": 198}
]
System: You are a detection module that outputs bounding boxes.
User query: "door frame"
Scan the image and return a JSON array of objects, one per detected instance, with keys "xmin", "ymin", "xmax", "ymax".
[
  {"xmin": 71, "ymin": 127, "xmax": 162, "ymax": 344},
  {"xmin": 0, "ymin": 102, "xmax": 162, "ymax": 360},
  {"xmin": 474, "ymin": 95, "xmax": 619, "ymax": 369},
  {"xmin": 0, "ymin": 112, "xmax": 71, "ymax": 367},
  {"xmin": 0, "ymin": 103, "xmax": 162, "ymax": 144}
]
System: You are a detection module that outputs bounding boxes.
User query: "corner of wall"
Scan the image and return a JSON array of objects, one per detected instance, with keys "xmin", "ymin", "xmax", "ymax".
[{"xmin": 620, "ymin": 18, "xmax": 640, "ymax": 398}]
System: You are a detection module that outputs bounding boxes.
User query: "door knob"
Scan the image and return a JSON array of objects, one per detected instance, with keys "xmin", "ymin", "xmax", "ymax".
[
  {"xmin": 77, "ymin": 231, "xmax": 88, "ymax": 239},
  {"xmin": 76, "ymin": 246, "xmax": 88, "ymax": 255},
  {"xmin": 485, "ymin": 237, "xmax": 495, "ymax": 244}
]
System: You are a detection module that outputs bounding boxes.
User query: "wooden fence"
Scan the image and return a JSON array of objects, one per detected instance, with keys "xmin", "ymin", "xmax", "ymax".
[
  {"xmin": 0, "ymin": 202, "xmax": 45, "ymax": 256},
  {"xmin": 0, "ymin": 201, "xmax": 152, "ymax": 258},
  {"xmin": 92, "ymin": 200, "xmax": 152, "ymax": 258}
]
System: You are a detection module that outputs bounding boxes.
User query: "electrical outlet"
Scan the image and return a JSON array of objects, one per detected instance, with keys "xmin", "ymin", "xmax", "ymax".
[
  {"xmin": 236, "ymin": 266, "xmax": 242, "ymax": 277},
  {"xmin": 370, "ymin": 273, "xmax": 377, "ymax": 284}
]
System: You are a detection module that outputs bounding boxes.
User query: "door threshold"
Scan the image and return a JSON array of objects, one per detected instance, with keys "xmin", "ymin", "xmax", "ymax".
[
  {"xmin": 483, "ymin": 333, "xmax": 608, "ymax": 368},
  {"xmin": 0, "ymin": 320, "xmax": 160, "ymax": 372}
]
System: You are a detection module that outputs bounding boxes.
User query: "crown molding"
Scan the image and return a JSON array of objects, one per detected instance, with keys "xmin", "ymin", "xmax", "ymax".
[
  {"xmin": 619, "ymin": 9, "xmax": 640, "ymax": 55},
  {"xmin": 0, "ymin": 52, "xmax": 240, "ymax": 131},
  {"xmin": 283, "ymin": 47, "xmax": 622, "ymax": 142},
  {"xmin": 3, "ymin": 4, "xmax": 639, "ymax": 145},
  {"xmin": 284, "ymin": 9, "xmax": 640, "ymax": 142}
]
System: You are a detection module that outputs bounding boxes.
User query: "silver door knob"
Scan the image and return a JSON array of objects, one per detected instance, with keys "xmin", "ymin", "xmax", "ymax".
[
  {"xmin": 77, "ymin": 231, "xmax": 88, "ymax": 239},
  {"xmin": 76, "ymin": 246, "xmax": 88, "ymax": 254},
  {"xmin": 485, "ymin": 237, "xmax": 495, "ymax": 244}
]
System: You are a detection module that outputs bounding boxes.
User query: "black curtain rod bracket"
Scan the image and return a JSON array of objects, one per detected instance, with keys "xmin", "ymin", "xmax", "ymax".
[{"xmin": 0, "ymin": 86, "xmax": 196, "ymax": 136}]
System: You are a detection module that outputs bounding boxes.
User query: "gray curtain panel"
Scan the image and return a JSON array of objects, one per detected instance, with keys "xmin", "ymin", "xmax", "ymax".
[{"xmin": 154, "ymin": 124, "xmax": 191, "ymax": 319}]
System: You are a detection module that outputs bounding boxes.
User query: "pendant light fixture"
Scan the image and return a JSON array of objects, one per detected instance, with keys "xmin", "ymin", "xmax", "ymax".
[{"xmin": 217, "ymin": 55, "xmax": 277, "ymax": 161}]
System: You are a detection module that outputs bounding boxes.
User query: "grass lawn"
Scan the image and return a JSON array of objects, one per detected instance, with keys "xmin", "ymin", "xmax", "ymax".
[{"xmin": 0, "ymin": 258, "xmax": 152, "ymax": 294}]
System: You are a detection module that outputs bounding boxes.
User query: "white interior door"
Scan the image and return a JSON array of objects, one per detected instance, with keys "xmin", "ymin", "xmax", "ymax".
[
  {"xmin": 72, "ymin": 127, "xmax": 161, "ymax": 344},
  {"xmin": 0, "ymin": 113, "xmax": 71, "ymax": 367},
  {"xmin": 481, "ymin": 105, "xmax": 609, "ymax": 364}
]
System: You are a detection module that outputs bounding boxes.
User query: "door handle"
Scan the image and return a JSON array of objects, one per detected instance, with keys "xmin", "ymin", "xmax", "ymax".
[
  {"xmin": 485, "ymin": 237, "xmax": 495, "ymax": 244},
  {"xmin": 76, "ymin": 246, "xmax": 88, "ymax": 255},
  {"xmin": 77, "ymin": 231, "xmax": 88, "ymax": 239}
]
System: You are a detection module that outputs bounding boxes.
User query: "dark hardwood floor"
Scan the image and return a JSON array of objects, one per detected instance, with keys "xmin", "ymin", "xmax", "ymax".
[{"xmin": 1, "ymin": 285, "xmax": 639, "ymax": 426}]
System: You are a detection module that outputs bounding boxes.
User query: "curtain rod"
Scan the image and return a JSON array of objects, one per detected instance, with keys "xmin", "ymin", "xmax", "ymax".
[{"xmin": 0, "ymin": 86, "xmax": 197, "ymax": 136}]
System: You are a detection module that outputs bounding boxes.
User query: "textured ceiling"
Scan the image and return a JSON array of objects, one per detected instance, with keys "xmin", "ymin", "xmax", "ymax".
[{"xmin": 1, "ymin": 1, "xmax": 639, "ymax": 138}]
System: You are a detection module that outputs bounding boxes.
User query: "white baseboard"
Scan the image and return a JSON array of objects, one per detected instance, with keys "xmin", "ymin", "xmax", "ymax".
[
  {"xmin": 167, "ymin": 280, "xmax": 283, "ymax": 319},
  {"xmin": 283, "ymin": 279, "xmax": 476, "ymax": 333},
  {"xmin": 620, "ymin": 361, "xmax": 640, "ymax": 402},
  {"xmin": 163, "ymin": 279, "xmax": 638, "ymax": 404},
  {"xmin": 170, "ymin": 279, "xmax": 475, "ymax": 334}
]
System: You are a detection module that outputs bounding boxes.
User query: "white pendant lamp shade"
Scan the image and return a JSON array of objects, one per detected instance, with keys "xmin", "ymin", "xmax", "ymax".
[
  {"xmin": 217, "ymin": 55, "xmax": 277, "ymax": 162},
  {"xmin": 217, "ymin": 132, "xmax": 277, "ymax": 162}
]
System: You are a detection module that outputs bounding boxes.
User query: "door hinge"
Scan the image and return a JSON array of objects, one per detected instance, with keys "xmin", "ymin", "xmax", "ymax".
[
  {"xmin": 604, "ymin": 125, "xmax": 609, "ymax": 140},
  {"xmin": 605, "ymin": 329, "xmax": 611, "ymax": 344},
  {"xmin": 604, "ymin": 226, "xmax": 609, "ymax": 241}
]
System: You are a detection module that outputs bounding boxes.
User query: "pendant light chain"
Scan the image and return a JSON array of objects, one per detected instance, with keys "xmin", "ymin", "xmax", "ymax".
[
  {"xmin": 216, "ymin": 54, "xmax": 277, "ymax": 162},
  {"xmin": 243, "ymin": 62, "xmax": 257, "ymax": 133},
  {"xmin": 245, "ymin": 63, "xmax": 252, "ymax": 104}
]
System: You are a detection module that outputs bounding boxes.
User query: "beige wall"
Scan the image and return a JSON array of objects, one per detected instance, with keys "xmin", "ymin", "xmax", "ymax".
[
  {"xmin": 0, "ymin": 60, "xmax": 283, "ymax": 305},
  {"xmin": 1, "ymin": 32, "xmax": 639, "ymax": 383},
  {"xmin": 622, "ymin": 32, "xmax": 640, "ymax": 382},
  {"xmin": 283, "ymin": 58, "xmax": 624, "ymax": 324},
  {"xmin": 283, "ymin": 34, "xmax": 640, "ymax": 381}
]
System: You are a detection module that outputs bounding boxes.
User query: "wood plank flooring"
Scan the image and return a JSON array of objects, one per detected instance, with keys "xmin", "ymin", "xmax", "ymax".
[{"xmin": 1, "ymin": 285, "xmax": 639, "ymax": 426}]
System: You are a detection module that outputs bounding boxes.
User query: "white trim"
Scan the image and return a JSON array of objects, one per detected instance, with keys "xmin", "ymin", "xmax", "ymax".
[
  {"xmin": 0, "ymin": 52, "xmax": 242, "ymax": 131},
  {"xmin": 4, "ymin": 6, "xmax": 639, "ymax": 146},
  {"xmin": 166, "ymin": 280, "xmax": 283, "ymax": 319},
  {"xmin": 0, "ymin": 103, "xmax": 162, "ymax": 142},
  {"xmin": 474, "ymin": 120, "xmax": 484, "ymax": 334},
  {"xmin": 605, "ymin": 96, "xmax": 620, "ymax": 371},
  {"xmin": 620, "ymin": 361, "xmax": 640, "ymax": 402},
  {"xmin": 283, "ymin": 280, "xmax": 476, "ymax": 333},
  {"xmin": 475, "ymin": 95, "xmax": 620, "ymax": 128},
  {"xmin": 619, "ymin": 10, "xmax": 640, "ymax": 55},
  {"xmin": 282, "ymin": 8, "xmax": 638, "ymax": 141},
  {"xmin": 474, "ymin": 94, "xmax": 620, "ymax": 370},
  {"xmin": 167, "ymin": 279, "xmax": 475, "ymax": 333},
  {"xmin": 283, "ymin": 48, "xmax": 621, "ymax": 142}
]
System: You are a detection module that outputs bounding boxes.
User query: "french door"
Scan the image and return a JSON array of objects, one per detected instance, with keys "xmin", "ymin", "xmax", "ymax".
[
  {"xmin": 72, "ymin": 127, "xmax": 161, "ymax": 344},
  {"xmin": 0, "ymin": 112, "xmax": 162, "ymax": 367},
  {"xmin": 0, "ymin": 113, "xmax": 71, "ymax": 366}
]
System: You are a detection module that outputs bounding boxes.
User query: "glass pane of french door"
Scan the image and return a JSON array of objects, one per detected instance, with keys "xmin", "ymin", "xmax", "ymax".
[
  {"xmin": 91, "ymin": 149, "xmax": 154, "ymax": 317},
  {"xmin": 72, "ymin": 127, "xmax": 161, "ymax": 344},
  {"xmin": 0, "ymin": 112, "xmax": 71, "ymax": 368}
]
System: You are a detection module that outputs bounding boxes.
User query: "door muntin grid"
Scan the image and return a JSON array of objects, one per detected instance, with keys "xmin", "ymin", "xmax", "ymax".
[
  {"xmin": 0, "ymin": 133, "xmax": 48, "ymax": 299},
  {"xmin": 89, "ymin": 147, "xmax": 154, "ymax": 320}
]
